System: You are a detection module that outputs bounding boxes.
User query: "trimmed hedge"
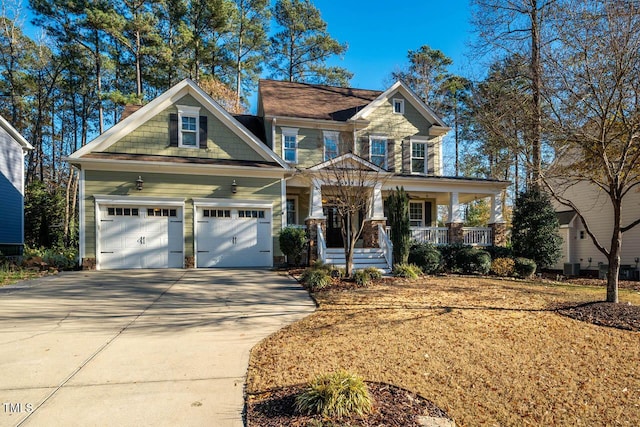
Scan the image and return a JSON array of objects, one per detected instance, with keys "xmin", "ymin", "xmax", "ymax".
[
  {"xmin": 514, "ymin": 257, "xmax": 537, "ymax": 278},
  {"xmin": 491, "ymin": 257, "xmax": 516, "ymax": 277},
  {"xmin": 408, "ymin": 242, "xmax": 442, "ymax": 275}
]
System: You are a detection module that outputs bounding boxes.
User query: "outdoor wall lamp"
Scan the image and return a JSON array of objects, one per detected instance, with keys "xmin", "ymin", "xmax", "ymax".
[
  {"xmin": 231, "ymin": 180, "xmax": 238, "ymax": 194},
  {"xmin": 635, "ymin": 257, "xmax": 639, "ymax": 267},
  {"xmin": 135, "ymin": 176, "xmax": 144, "ymax": 191}
]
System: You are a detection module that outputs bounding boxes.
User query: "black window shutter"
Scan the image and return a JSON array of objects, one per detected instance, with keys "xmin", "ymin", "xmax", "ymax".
[
  {"xmin": 199, "ymin": 116, "xmax": 208, "ymax": 149},
  {"xmin": 425, "ymin": 202, "xmax": 433, "ymax": 226},
  {"xmin": 387, "ymin": 139, "xmax": 395, "ymax": 172},
  {"xmin": 169, "ymin": 113, "xmax": 178, "ymax": 147},
  {"xmin": 361, "ymin": 137, "xmax": 370, "ymax": 161},
  {"xmin": 401, "ymin": 140, "xmax": 411, "ymax": 173}
]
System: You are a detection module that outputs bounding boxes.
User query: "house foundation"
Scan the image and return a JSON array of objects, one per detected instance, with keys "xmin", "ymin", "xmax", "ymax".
[{"xmin": 82, "ymin": 258, "xmax": 97, "ymax": 270}]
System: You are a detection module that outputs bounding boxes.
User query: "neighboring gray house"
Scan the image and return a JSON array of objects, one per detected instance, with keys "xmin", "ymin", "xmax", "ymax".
[{"xmin": 0, "ymin": 115, "xmax": 32, "ymax": 255}]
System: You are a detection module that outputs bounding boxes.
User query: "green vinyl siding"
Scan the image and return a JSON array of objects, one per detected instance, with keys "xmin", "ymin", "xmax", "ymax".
[
  {"xmin": 83, "ymin": 170, "xmax": 282, "ymax": 259},
  {"xmin": 358, "ymin": 94, "xmax": 441, "ymax": 174},
  {"xmin": 105, "ymin": 95, "xmax": 265, "ymax": 162},
  {"xmin": 275, "ymin": 126, "xmax": 354, "ymax": 168}
]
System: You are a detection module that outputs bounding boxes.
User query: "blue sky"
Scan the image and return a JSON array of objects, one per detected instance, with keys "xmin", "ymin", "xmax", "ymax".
[{"xmin": 310, "ymin": 0, "xmax": 476, "ymax": 90}]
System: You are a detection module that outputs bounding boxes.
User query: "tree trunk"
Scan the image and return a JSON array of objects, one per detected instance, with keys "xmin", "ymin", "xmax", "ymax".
[
  {"xmin": 529, "ymin": 0, "xmax": 542, "ymax": 189},
  {"xmin": 607, "ymin": 204, "xmax": 623, "ymax": 303}
]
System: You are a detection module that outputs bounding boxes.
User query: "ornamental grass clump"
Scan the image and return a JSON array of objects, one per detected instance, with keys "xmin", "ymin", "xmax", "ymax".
[
  {"xmin": 301, "ymin": 268, "xmax": 331, "ymax": 291},
  {"xmin": 353, "ymin": 267, "xmax": 382, "ymax": 287},
  {"xmin": 393, "ymin": 263, "xmax": 422, "ymax": 279},
  {"xmin": 295, "ymin": 370, "xmax": 372, "ymax": 418}
]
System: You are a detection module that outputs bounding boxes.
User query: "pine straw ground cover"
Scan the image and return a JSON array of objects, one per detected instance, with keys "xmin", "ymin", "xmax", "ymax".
[{"xmin": 246, "ymin": 276, "xmax": 640, "ymax": 426}]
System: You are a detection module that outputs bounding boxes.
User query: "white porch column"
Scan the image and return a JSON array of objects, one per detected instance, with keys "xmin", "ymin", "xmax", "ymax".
[
  {"xmin": 489, "ymin": 192, "xmax": 505, "ymax": 224},
  {"xmin": 307, "ymin": 178, "xmax": 325, "ymax": 219},
  {"xmin": 369, "ymin": 183, "xmax": 386, "ymax": 220},
  {"xmin": 448, "ymin": 191, "xmax": 463, "ymax": 223}
]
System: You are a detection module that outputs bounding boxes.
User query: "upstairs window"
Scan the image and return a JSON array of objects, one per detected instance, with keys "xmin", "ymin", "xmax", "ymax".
[
  {"xmin": 370, "ymin": 136, "xmax": 387, "ymax": 169},
  {"xmin": 323, "ymin": 131, "xmax": 339, "ymax": 161},
  {"xmin": 177, "ymin": 105, "xmax": 201, "ymax": 148},
  {"xmin": 282, "ymin": 128, "xmax": 298, "ymax": 163},
  {"xmin": 393, "ymin": 98, "xmax": 405, "ymax": 115},
  {"xmin": 411, "ymin": 142, "xmax": 427, "ymax": 174}
]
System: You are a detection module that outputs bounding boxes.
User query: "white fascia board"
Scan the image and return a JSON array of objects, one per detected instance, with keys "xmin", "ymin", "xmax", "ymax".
[
  {"xmin": 0, "ymin": 114, "xmax": 33, "ymax": 150},
  {"xmin": 192, "ymin": 198, "xmax": 273, "ymax": 208},
  {"xmin": 309, "ymin": 152, "xmax": 386, "ymax": 173},
  {"xmin": 94, "ymin": 195, "xmax": 186, "ymax": 206},
  {"xmin": 265, "ymin": 115, "xmax": 368, "ymax": 131},
  {"xmin": 65, "ymin": 157, "xmax": 287, "ymax": 179},
  {"xmin": 386, "ymin": 176, "xmax": 510, "ymax": 194},
  {"xmin": 351, "ymin": 81, "xmax": 449, "ymax": 129}
]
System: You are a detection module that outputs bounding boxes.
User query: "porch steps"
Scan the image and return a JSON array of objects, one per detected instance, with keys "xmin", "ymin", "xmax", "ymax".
[{"xmin": 324, "ymin": 248, "xmax": 391, "ymax": 273}]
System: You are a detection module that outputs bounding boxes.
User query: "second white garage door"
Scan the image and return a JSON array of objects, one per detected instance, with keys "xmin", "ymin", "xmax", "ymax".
[{"xmin": 196, "ymin": 207, "xmax": 272, "ymax": 268}]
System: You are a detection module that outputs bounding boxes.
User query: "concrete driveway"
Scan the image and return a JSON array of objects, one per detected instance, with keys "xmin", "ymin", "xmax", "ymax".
[{"xmin": 0, "ymin": 269, "xmax": 315, "ymax": 427}]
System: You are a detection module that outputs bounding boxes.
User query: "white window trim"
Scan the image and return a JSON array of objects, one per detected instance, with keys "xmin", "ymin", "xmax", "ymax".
[
  {"xmin": 369, "ymin": 135, "xmax": 387, "ymax": 169},
  {"xmin": 282, "ymin": 127, "xmax": 299, "ymax": 164},
  {"xmin": 410, "ymin": 137, "xmax": 430, "ymax": 175},
  {"xmin": 323, "ymin": 130, "xmax": 340, "ymax": 162},
  {"xmin": 177, "ymin": 105, "xmax": 201, "ymax": 148},
  {"xmin": 393, "ymin": 98, "xmax": 405, "ymax": 115},
  {"xmin": 409, "ymin": 201, "xmax": 425, "ymax": 227}
]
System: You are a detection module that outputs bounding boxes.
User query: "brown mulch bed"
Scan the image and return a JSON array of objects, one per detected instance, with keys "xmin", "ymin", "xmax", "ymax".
[
  {"xmin": 559, "ymin": 301, "xmax": 640, "ymax": 332},
  {"xmin": 246, "ymin": 382, "xmax": 451, "ymax": 427}
]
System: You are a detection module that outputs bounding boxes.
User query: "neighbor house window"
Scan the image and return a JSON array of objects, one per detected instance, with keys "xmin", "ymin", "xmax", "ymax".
[
  {"xmin": 323, "ymin": 131, "xmax": 339, "ymax": 161},
  {"xmin": 393, "ymin": 98, "xmax": 405, "ymax": 114},
  {"xmin": 409, "ymin": 202, "xmax": 423, "ymax": 227},
  {"xmin": 177, "ymin": 105, "xmax": 200, "ymax": 148},
  {"xmin": 411, "ymin": 141, "xmax": 427, "ymax": 174},
  {"xmin": 370, "ymin": 136, "xmax": 387, "ymax": 168},
  {"xmin": 282, "ymin": 128, "xmax": 298, "ymax": 163}
]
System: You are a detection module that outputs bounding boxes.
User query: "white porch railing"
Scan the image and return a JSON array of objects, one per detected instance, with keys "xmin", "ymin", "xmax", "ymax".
[
  {"xmin": 317, "ymin": 225, "xmax": 327, "ymax": 263},
  {"xmin": 410, "ymin": 227, "xmax": 449, "ymax": 245},
  {"xmin": 462, "ymin": 227, "xmax": 493, "ymax": 247},
  {"xmin": 386, "ymin": 226, "xmax": 493, "ymax": 247},
  {"xmin": 378, "ymin": 224, "xmax": 393, "ymax": 268}
]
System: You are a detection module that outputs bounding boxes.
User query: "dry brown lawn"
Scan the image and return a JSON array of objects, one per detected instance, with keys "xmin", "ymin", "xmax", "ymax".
[{"xmin": 247, "ymin": 276, "xmax": 640, "ymax": 426}]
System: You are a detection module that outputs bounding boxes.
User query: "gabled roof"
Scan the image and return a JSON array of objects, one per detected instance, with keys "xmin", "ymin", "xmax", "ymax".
[
  {"xmin": 350, "ymin": 80, "xmax": 448, "ymax": 128},
  {"xmin": 68, "ymin": 79, "xmax": 288, "ymax": 169},
  {"xmin": 259, "ymin": 79, "xmax": 382, "ymax": 121},
  {"xmin": 0, "ymin": 114, "xmax": 32, "ymax": 150},
  {"xmin": 556, "ymin": 209, "xmax": 577, "ymax": 226},
  {"xmin": 308, "ymin": 153, "xmax": 387, "ymax": 173}
]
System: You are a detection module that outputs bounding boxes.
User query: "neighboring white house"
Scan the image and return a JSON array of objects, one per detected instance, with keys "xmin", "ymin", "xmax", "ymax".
[
  {"xmin": 553, "ymin": 181, "xmax": 640, "ymax": 279},
  {"xmin": 0, "ymin": 115, "xmax": 33, "ymax": 256}
]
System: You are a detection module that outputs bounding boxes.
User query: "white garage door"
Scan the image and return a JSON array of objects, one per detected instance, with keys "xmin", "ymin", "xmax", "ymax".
[
  {"xmin": 99, "ymin": 206, "xmax": 183, "ymax": 269},
  {"xmin": 196, "ymin": 207, "xmax": 271, "ymax": 268}
]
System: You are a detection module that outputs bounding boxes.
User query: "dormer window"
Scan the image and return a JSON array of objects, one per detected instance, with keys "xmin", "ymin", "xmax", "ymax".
[
  {"xmin": 393, "ymin": 98, "xmax": 404, "ymax": 115},
  {"xmin": 177, "ymin": 105, "xmax": 200, "ymax": 148}
]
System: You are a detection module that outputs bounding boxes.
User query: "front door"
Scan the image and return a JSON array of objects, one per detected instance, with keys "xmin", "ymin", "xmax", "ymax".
[{"xmin": 324, "ymin": 206, "xmax": 343, "ymax": 248}]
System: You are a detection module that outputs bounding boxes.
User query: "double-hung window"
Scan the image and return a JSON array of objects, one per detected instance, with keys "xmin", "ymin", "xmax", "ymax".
[
  {"xmin": 177, "ymin": 105, "xmax": 200, "ymax": 148},
  {"xmin": 393, "ymin": 98, "xmax": 405, "ymax": 115},
  {"xmin": 323, "ymin": 131, "xmax": 339, "ymax": 161},
  {"xmin": 411, "ymin": 139, "xmax": 428, "ymax": 174},
  {"xmin": 409, "ymin": 202, "xmax": 424, "ymax": 227},
  {"xmin": 282, "ymin": 128, "xmax": 298, "ymax": 163},
  {"xmin": 369, "ymin": 136, "xmax": 387, "ymax": 168}
]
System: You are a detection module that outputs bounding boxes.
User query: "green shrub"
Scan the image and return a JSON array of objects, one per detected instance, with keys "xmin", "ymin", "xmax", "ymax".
[
  {"xmin": 491, "ymin": 257, "xmax": 516, "ymax": 277},
  {"xmin": 301, "ymin": 269, "xmax": 331, "ymax": 291},
  {"xmin": 295, "ymin": 370, "xmax": 372, "ymax": 418},
  {"xmin": 457, "ymin": 247, "xmax": 491, "ymax": 275},
  {"xmin": 438, "ymin": 243, "xmax": 467, "ymax": 273},
  {"xmin": 279, "ymin": 227, "xmax": 307, "ymax": 266},
  {"xmin": 329, "ymin": 266, "xmax": 346, "ymax": 279},
  {"xmin": 393, "ymin": 263, "xmax": 422, "ymax": 279},
  {"xmin": 353, "ymin": 267, "xmax": 382, "ymax": 287},
  {"xmin": 514, "ymin": 257, "xmax": 537, "ymax": 278},
  {"xmin": 408, "ymin": 242, "xmax": 442, "ymax": 275},
  {"xmin": 485, "ymin": 245, "xmax": 514, "ymax": 260},
  {"xmin": 24, "ymin": 247, "xmax": 78, "ymax": 271}
]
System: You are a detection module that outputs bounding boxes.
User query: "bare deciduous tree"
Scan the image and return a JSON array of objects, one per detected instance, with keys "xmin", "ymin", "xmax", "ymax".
[{"xmin": 542, "ymin": 0, "xmax": 640, "ymax": 303}]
